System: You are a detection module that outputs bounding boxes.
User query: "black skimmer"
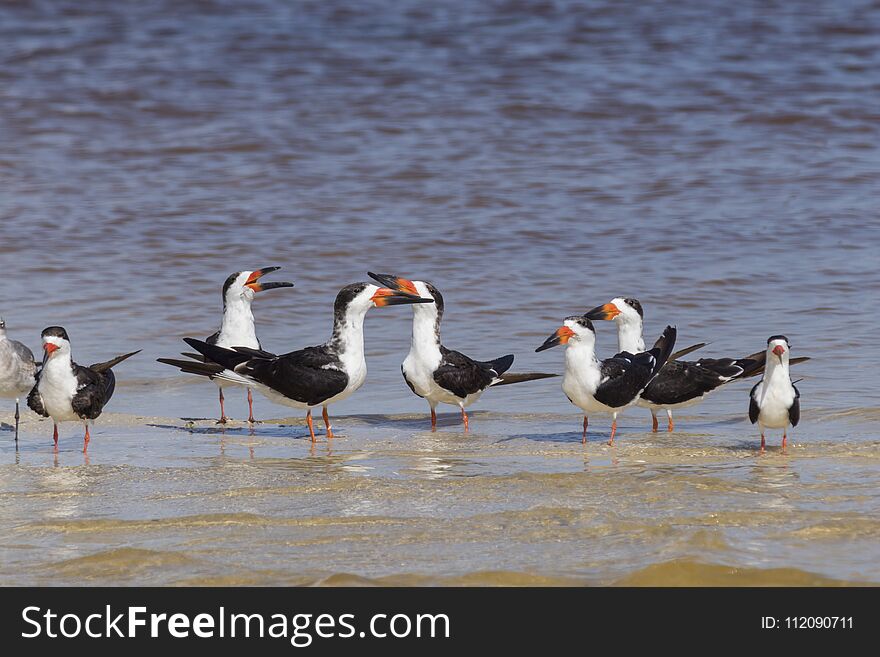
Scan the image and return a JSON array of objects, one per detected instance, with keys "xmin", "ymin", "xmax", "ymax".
[
  {"xmin": 0, "ymin": 317, "xmax": 38, "ymax": 443},
  {"xmin": 536, "ymin": 316, "xmax": 676, "ymax": 445},
  {"xmin": 585, "ymin": 297, "xmax": 809, "ymax": 432},
  {"xmin": 157, "ymin": 267, "xmax": 293, "ymax": 424},
  {"xmin": 749, "ymin": 335, "xmax": 801, "ymax": 452},
  {"xmin": 180, "ymin": 282, "xmax": 433, "ymax": 442},
  {"xmin": 368, "ymin": 273, "xmax": 556, "ymax": 432},
  {"xmin": 26, "ymin": 327, "xmax": 139, "ymax": 452}
]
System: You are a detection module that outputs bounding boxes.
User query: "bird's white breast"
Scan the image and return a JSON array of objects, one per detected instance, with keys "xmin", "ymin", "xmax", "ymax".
[
  {"xmin": 562, "ymin": 346, "xmax": 608, "ymax": 414},
  {"xmin": 755, "ymin": 372, "xmax": 796, "ymax": 429},
  {"xmin": 37, "ymin": 358, "xmax": 81, "ymax": 421}
]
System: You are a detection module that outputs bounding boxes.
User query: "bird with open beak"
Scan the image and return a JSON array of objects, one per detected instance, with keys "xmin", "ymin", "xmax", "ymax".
[
  {"xmin": 27, "ymin": 327, "xmax": 139, "ymax": 452},
  {"xmin": 536, "ymin": 315, "xmax": 676, "ymax": 445},
  {"xmin": 749, "ymin": 335, "xmax": 801, "ymax": 452},
  {"xmin": 367, "ymin": 272, "xmax": 556, "ymax": 432},
  {"xmin": 180, "ymin": 282, "xmax": 433, "ymax": 442},
  {"xmin": 157, "ymin": 267, "xmax": 294, "ymax": 424}
]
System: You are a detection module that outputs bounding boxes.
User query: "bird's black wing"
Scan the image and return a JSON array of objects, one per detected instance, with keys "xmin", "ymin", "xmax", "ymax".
[
  {"xmin": 70, "ymin": 364, "xmax": 114, "ymax": 420},
  {"xmin": 593, "ymin": 353, "xmax": 654, "ymax": 408},
  {"xmin": 240, "ymin": 345, "xmax": 348, "ymax": 406},
  {"xmin": 642, "ymin": 358, "xmax": 745, "ymax": 406},
  {"xmin": 26, "ymin": 375, "xmax": 48, "ymax": 418},
  {"xmin": 748, "ymin": 381, "xmax": 760, "ymax": 424},
  {"xmin": 432, "ymin": 346, "xmax": 501, "ymax": 399},
  {"xmin": 206, "ymin": 330, "xmax": 221, "ymax": 346},
  {"xmin": 790, "ymin": 384, "xmax": 800, "ymax": 427}
]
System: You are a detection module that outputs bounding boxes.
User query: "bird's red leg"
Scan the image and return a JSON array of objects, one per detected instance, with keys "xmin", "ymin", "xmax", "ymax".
[
  {"xmin": 83, "ymin": 425, "xmax": 90, "ymax": 453},
  {"xmin": 218, "ymin": 388, "xmax": 228, "ymax": 424},
  {"xmin": 53, "ymin": 423, "xmax": 59, "ymax": 451},
  {"xmin": 608, "ymin": 420, "xmax": 617, "ymax": 446},
  {"xmin": 461, "ymin": 407, "xmax": 469, "ymax": 432},
  {"xmin": 431, "ymin": 407, "xmax": 437, "ymax": 431},
  {"xmin": 247, "ymin": 388, "xmax": 255, "ymax": 424},
  {"xmin": 782, "ymin": 430, "xmax": 787, "ymax": 451},
  {"xmin": 582, "ymin": 416, "xmax": 588, "ymax": 445},
  {"xmin": 667, "ymin": 410, "xmax": 674, "ymax": 433},
  {"xmin": 306, "ymin": 410, "xmax": 316, "ymax": 443},
  {"xmin": 760, "ymin": 433, "xmax": 765, "ymax": 453},
  {"xmin": 322, "ymin": 406, "xmax": 334, "ymax": 439},
  {"xmin": 651, "ymin": 412, "xmax": 658, "ymax": 433}
]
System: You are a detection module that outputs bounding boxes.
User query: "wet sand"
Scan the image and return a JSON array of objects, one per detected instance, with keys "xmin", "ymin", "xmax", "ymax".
[{"xmin": 2, "ymin": 402, "xmax": 878, "ymax": 586}]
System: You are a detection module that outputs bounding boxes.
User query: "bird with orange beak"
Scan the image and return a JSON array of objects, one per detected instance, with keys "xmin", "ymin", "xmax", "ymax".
[
  {"xmin": 27, "ymin": 327, "xmax": 139, "ymax": 452},
  {"xmin": 181, "ymin": 282, "xmax": 433, "ymax": 442},
  {"xmin": 536, "ymin": 315, "xmax": 676, "ymax": 445},
  {"xmin": 368, "ymin": 272, "xmax": 556, "ymax": 432},
  {"xmin": 158, "ymin": 267, "xmax": 294, "ymax": 424},
  {"xmin": 748, "ymin": 335, "xmax": 801, "ymax": 452}
]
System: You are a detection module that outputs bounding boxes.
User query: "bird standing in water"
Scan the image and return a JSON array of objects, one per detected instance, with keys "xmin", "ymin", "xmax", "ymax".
[
  {"xmin": 749, "ymin": 335, "xmax": 801, "ymax": 452},
  {"xmin": 157, "ymin": 267, "xmax": 294, "ymax": 423},
  {"xmin": 0, "ymin": 317, "xmax": 37, "ymax": 443},
  {"xmin": 536, "ymin": 316, "xmax": 676, "ymax": 445},
  {"xmin": 368, "ymin": 272, "xmax": 556, "ymax": 432},
  {"xmin": 27, "ymin": 326, "xmax": 139, "ymax": 452}
]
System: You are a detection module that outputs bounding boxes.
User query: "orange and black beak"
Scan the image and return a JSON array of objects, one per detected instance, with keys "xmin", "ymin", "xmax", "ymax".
[
  {"xmin": 584, "ymin": 302, "xmax": 621, "ymax": 321},
  {"xmin": 370, "ymin": 287, "xmax": 435, "ymax": 308},
  {"xmin": 42, "ymin": 341, "xmax": 59, "ymax": 367},
  {"xmin": 536, "ymin": 326, "xmax": 575, "ymax": 352},
  {"xmin": 245, "ymin": 267, "xmax": 294, "ymax": 292},
  {"xmin": 367, "ymin": 272, "xmax": 421, "ymax": 298},
  {"xmin": 772, "ymin": 344, "xmax": 786, "ymax": 359}
]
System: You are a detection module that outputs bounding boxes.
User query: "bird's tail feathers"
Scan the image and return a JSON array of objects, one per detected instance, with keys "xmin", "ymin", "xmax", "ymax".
[
  {"xmin": 183, "ymin": 338, "xmax": 252, "ymax": 371},
  {"xmin": 669, "ymin": 342, "xmax": 706, "ymax": 361},
  {"xmin": 90, "ymin": 350, "xmax": 141, "ymax": 373},
  {"xmin": 157, "ymin": 357, "xmax": 223, "ymax": 379},
  {"xmin": 209, "ymin": 369, "xmax": 256, "ymax": 387},
  {"xmin": 492, "ymin": 372, "xmax": 558, "ymax": 386}
]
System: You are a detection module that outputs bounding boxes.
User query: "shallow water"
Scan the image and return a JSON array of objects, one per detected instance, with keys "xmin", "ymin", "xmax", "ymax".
[{"xmin": 0, "ymin": 0, "xmax": 878, "ymax": 585}]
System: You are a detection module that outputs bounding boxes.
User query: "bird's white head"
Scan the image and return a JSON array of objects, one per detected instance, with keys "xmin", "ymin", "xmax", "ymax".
[
  {"xmin": 41, "ymin": 326, "xmax": 72, "ymax": 364},
  {"xmin": 536, "ymin": 316, "xmax": 596, "ymax": 352},
  {"xmin": 767, "ymin": 335, "xmax": 791, "ymax": 365},
  {"xmin": 584, "ymin": 297, "xmax": 643, "ymax": 326},
  {"xmin": 222, "ymin": 267, "xmax": 294, "ymax": 308}
]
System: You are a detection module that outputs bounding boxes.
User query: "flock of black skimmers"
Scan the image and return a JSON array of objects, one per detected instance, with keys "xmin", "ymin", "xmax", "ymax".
[{"xmin": 0, "ymin": 268, "xmax": 807, "ymax": 454}]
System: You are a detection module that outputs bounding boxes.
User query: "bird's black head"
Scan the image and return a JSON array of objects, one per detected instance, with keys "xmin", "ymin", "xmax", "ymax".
[
  {"xmin": 41, "ymin": 326, "xmax": 70, "ymax": 341},
  {"xmin": 767, "ymin": 335, "xmax": 790, "ymax": 345}
]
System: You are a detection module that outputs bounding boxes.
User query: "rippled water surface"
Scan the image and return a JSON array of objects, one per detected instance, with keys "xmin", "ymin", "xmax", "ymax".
[{"xmin": 0, "ymin": 0, "xmax": 878, "ymax": 585}]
